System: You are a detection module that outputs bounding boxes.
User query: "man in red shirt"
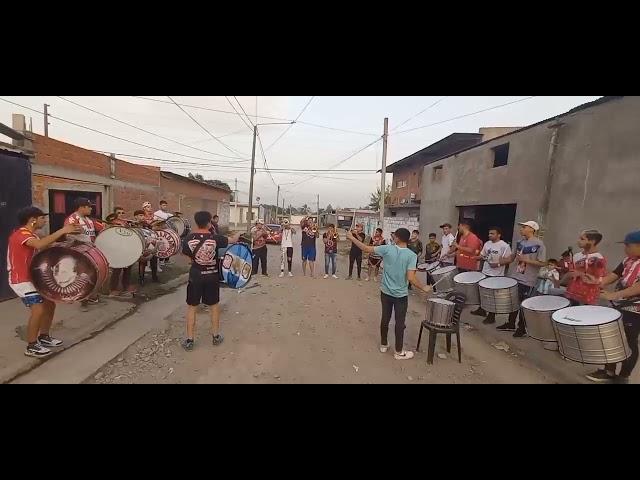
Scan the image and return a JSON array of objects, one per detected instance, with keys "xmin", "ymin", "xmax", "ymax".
[
  {"xmin": 8, "ymin": 207, "xmax": 81, "ymax": 357},
  {"xmin": 562, "ymin": 229, "xmax": 607, "ymax": 305},
  {"xmin": 450, "ymin": 219, "xmax": 483, "ymax": 272}
]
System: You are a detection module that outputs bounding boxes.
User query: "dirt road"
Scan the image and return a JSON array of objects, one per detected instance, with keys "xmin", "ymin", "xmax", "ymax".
[{"xmin": 86, "ymin": 246, "xmax": 565, "ymax": 384}]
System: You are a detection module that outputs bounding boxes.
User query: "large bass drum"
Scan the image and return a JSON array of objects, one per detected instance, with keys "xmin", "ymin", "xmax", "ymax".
[
  {"xmin": 166, "ymin": 216, "xmax": 190, "ymax": 237},
  {"xmin": 221, "ymin": 243, "xmax": 253, "ymax": 289},
  {"xmin": 155, "ymin": 229, "xmax": 181, "ymax": 259},
  {"xmin": 31, "ymin": 243, "xmax": 109, "ymax": 303},
  {"xmin": 95, "ymin": 227, "xmax": 145, "ymax": 268}
]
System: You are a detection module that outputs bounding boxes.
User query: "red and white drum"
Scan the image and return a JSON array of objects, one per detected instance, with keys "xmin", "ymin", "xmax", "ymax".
[
  {"xmin": 155, "ymin": 229, "xmax": 181, "ymax": 259},
  {"xmin": 31, "ymin": 243, "xmax": 109, "ymax": 303}
]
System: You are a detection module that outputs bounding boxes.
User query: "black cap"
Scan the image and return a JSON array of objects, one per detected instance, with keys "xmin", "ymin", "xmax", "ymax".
[
  {"xmin": 17, "ymin": 206, "xmax": 47, "ymax": 225},
  {"xmin": 74, "ymin": 197, "xmax": 94, "ymax": 208}
]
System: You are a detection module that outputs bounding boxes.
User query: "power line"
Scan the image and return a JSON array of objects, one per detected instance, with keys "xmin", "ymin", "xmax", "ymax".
[
  {"xmin": 393, "ymin": 96, "xmax": 538, "ymax": 135},
  {"xmin": 57, "ymin": 96, "xmax": 248, "ymax": 162},
  {"xmin": 391, "ymin": 96, "xmax": 448, "ymax": 132},
  {"xmin": 0, "ymin": 97, "xmax": 248, "ymax": 164},
  {"xmin": 166, "ymin": 96, "xmax": 248, "ymax": 157},
  {"xmin": 191, "ymin": 127, "xmax": 250, "ymax": 144},
  {"xmin": 295, "ymin": 120, "xmax": 379, "ymax": 136},
  {"xmin": 233, "ymin": 96, "xmax": 255, "ymax": 128},
  {"xmin": 224, "ymin": 96, "xmax": 254, "ymax": 131},
  {"xmin": 256, "ymin": 129, "xmax": 277, "ymax": 186},
  {"xmin": 265, "ymin": 96, "xmax": 315, "ymax": 152}
]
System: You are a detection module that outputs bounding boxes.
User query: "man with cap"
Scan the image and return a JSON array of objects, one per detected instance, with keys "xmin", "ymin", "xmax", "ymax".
[
  {"xmin": 497, "ymin": 220, "xmax": 547, "ymax": 337},
  {"xmin": 439, "ymin": 223, "xmax": 456, "ymax": 267},
  {"xmin": 584, "ymin": 231, "xmax": 640, "ymax": 384},
  {"xmin": 251, "ymin": 219, "xmax": 269, "ymax": 276}
]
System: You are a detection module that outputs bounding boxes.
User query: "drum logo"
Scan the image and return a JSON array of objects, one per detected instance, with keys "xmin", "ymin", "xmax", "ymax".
[{"xmin": 116, "ymin": 227, "xmax": 133, "ymax": 236}]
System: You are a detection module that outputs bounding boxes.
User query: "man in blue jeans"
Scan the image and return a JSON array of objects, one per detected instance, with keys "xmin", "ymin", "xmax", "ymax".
[{"xmin": 348, "ymin": 227, "xmax": 433, "ymax": 360}]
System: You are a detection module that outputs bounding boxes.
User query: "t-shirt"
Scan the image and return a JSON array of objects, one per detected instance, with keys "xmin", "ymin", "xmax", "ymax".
[
  {"xmin": 281, "ymin": 228, "xmax": 295, "ymax": 249},
  {"xmin": 349, "ymin": 232, "xmax": 366, "ymax": 255},
  {"xmin": 456, "ymin": 232, "xmax": 483, "ymax": 271},
  {"xmin": 481, "ymin": 240, "xmax": 512, "ymax": 277},
  {"xmin": 143, "ymin": 210, "xmax": 155, "ymax": 224},
  {"xmin": 301, "ymin": 227, "xmax": 318, "ymax": 249},
  {"xmin": 182, "ymin": 232, "xmax": 228, "ymax": 276},
  {"xmin": 154, "ymin": 210, "xmax": 172, "ymax": 221},
  {"xmin": 440, "ymin": 233, "xmax": 456, "ymax": 261},
  {"xmin": 374, "ymin": 245, "xmax": 418, "ymax": 298},
  {"xmin": 369, "ymin": 235, "xmax": 386, "ymax": 259},
  {"xmin": 613, "ymin": 257, "xmax": 640, "ymax": 314},
  {"xmin": 65, "ymin": 213, "xmax": 99, "ymax": 243},
  {"xmin": 252, "ymin": 227, "xmax": 268, "ymax": 250},
  {"xmin": 566, "ymin": 251, "xmax": 607, "ymax": 305},
  {"xmin": 323, "ymin": 232, "xmax": 339, "ymax": 255},
  {"xmin": 7, "ymin": 227, "xmax": 38, "ymax": 285},
  {"xmin": 425, "ymin": 241, "xmax": 441, "ymax": 262},
  {"xmin": 510, "ymin": 237, "xmax": 546, "ymax": 287},
  {"xmin": 408, "ymin": 239, "xmax": 423, "ymax": 259}
]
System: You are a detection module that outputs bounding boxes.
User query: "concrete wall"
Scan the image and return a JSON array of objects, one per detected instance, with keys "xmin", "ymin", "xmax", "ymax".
[
  {"xmin": 478, "ymin": 127, "xmax": 522, "ymax": 142},
  {"xmin": 419, "ymin": 96, "xmax": 640, "ymax": 263},
  {"xmin": 382, "ymin": 217, "xmax": 420, "ymax": 243}
]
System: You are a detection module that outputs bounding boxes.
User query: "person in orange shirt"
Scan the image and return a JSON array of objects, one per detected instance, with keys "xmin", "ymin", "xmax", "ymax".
[{"xmin": 450, "ymin": 219, "xmax": 483, "ymax": 272}]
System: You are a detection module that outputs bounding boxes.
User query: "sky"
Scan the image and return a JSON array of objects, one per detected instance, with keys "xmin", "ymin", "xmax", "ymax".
[{"xmin": 0, "ymin": 96, "xmax": 601, "ymax": 210}]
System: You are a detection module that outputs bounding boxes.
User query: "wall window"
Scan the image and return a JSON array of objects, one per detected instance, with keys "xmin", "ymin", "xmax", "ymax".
[
  {"xmin": 396, "ymin": 180, "xmax": 407, "ymax": 188},
  {"xmin": 492, "ymin": 143, "xmax": 510, "ymax": 168},
  {"xmin": 432, "ymin": 165, "xmax": 443, "ymax": 181}
]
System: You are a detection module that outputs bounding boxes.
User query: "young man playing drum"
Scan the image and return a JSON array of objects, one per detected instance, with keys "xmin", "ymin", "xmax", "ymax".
[
  {"xmin": 8, "ymin": 207, "xmax": 82, "ymax": 357},
  {"xmin": 584, "ymin": 230, "xmax": 640, "ymax": 384},
  {"xmin": 181, "ymin": 211, "xmax": 240, "ymax": 351},
  {"xmin": 106, "ymin": 207, "xmax": 136, "ymax": 298},
  {"xmin": 154, "ymin": 201, "xmax": 173, "ymax": 266},
  {"xmin": 348, "ymin": 228, "xmax": 433, "ymax": 360},
  {"xmin": 450, "ymin": 219, "xmax": 483, "ymax": 273},
  {"xmin": 497, "ymin": 221, "xmax": 547, "ymax": 338},
  {"xmin": 439, "ymin": 223, "xmax": 456, "ymax": 267},
  {"xmin": 561, "ymin": 229, "xmax": 607, "ymax": 306}
]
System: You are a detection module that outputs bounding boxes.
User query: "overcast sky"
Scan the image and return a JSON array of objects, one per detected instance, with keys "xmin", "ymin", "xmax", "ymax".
[{"xmin": 0, "ymin": 96, "xmax": 600, "ymax": 209}]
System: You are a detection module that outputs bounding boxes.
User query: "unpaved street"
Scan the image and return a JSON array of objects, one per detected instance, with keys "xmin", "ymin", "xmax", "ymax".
[{"xmin": 86, "ymin": 246, "xmax": 566, "ymax": 384}]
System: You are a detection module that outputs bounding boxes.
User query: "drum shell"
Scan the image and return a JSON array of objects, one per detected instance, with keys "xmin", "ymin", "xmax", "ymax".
[
  {"xmin": 479, "ymin": 279, "xmax": 519, "ymax": 314},
  {"xmin": 552, "ymin": 314, "xmax": 631, "ymax": 365},
  {"xmin": 432, "ymin": 267, "xmax": 457, "ymax": 292},
  {"xmin": 425, "ymin": 299, "xmax": 455, "ymax": 328},
  {"xmin": 221, "ymin": 243, "xmax": 253, "ymax": 289},
  {"xmin": 521, "ymin": 296, "xmax": 570, "ymax": 343},
  {"xmin": 96, "ymin": 227, "xmax": 145, "ymax": 268},
  {"xmin": 136, "ymin": 228, "xmax": 158, "ymax": 261},
  {"xmin": 30, "ymin": 243, "xmax": 109, "ymax": 303},
  {"xmin": 453, "ymin": 273, "xmax": 486, "ymax": 305},
  {"xmin": 155, "ymin": 229, "xmax": 181, "ymax": 259},
  {"xmin": 166, "ymin": 216, "xmax": 188, "ymax": 237}
]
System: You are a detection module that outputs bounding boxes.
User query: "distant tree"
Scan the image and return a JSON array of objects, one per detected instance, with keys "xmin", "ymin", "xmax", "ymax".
[
  {"xmin": 325, "ymin": 204, "xmax": 334, "ymax": 214},
  {"xmin": 188, "ymin": 172, "xmax": 231, "ymax": 191},
  {"xmin": 369, "ymin": 186, "xmax": 391, "ymax": 211}
]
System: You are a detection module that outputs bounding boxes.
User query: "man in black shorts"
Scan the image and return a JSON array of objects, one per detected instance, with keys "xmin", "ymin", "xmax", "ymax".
[{"xmin": 181, "ymin": 211, "xmax": 239, "ymax": 351}]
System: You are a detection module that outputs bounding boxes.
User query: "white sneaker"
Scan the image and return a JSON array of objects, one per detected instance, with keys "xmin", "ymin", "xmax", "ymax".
[
  {"xmin": 332, "ymin": 274, "xmax": 338, "ymax": 279},
  {"xmin": 279, "ymin": 272, "xmax": 285, "ymax": 278},
  {"xmin": 394, "ymin": 351, "xmax": 415, "ymax": 360},
  {"xmin": 288, "ymin": 272, "xmax": 293, "ymax": 277},
  {"xmin": 323, "ymin": 274, "xmax": 329, "ymax": 279},
  {"xmin": 380, "ymin": 344, "xmax": 390, "ymax": 353}
]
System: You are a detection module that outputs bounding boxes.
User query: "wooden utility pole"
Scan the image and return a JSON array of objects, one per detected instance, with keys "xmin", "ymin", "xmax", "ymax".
[
  {"xmin": 43, "ymin": 104, "xmax": 50, "ymax": 137},
  {"xmin": 379, "ymin": 117, "xmax": 389, "ymax": 227},
  {"xmin": 247, "ymin": 125, "xmax": 258, "ymax": 231}
]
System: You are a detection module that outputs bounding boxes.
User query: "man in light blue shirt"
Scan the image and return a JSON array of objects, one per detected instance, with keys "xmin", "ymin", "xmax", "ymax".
[{"xmin": 347, "ymin": 228, "xmax": 432, "ymax": 360}]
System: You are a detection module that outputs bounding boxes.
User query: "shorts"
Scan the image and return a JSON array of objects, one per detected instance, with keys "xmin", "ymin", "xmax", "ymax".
[
  {"xmin": 186, "ymin": 275, "xmax": 220, "ymax": 306},
  {"xmin": 369, "ymin": 256, "xmax": 382, "ymax": 267},
  {"xmin": 10, "ymin": 282, "xmax": 44, "ymax": 307},
  {"xmin": 302, "ymin": 246, "xmax": 316, "ymax": 262}
]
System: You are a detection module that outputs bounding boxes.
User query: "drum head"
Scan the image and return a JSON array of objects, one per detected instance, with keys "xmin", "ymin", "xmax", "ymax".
[
  {"xmin": 155, "ymin": 229, "xmax": 181, "ymax": 258},
  {"xmin": 432, "ymin": 265, "xmax": 457, "ymax": 276},
  {"xmin": 95, "ymin": 227, "xmax": 144, "ymax": 268},
  {"xmin": 428, "ymin": 298, "xmax": 455, "ymax": 306},
  {"xmin": 479, "ymin": 276, "xmax": 518, "ymax": 289},
  {"xmin": 221, "ymin": 243, "xmax": 253, "ymax": 289},
  {"xmin": 552, "ymin": 305, "xmax": 621, "ymax": 326},
  {"xmin": 166, "ymin": 216, "xmax": 186, "ymax": 237},
  {"xmin": 417, "ymin": 263, "xmax": 429, "ymax": 271},
  {"xmin": 454, "ymin": 272, "xmax": 486, "ymax": 284},
  {"xmin": 522, "ymin": 295, "xmax": 570, "ymax": 312}
]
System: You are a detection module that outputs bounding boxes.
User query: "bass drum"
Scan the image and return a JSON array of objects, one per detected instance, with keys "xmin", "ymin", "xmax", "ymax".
[
  {"xmin": 138, "ymin": 228, "xmax": 159, "ymax": 262},
  {"xmin": 155, "ymin": 229, "xmax": 182, "ymax": 259},
  {"xmin": 166, "ymin": 216, "xmax": 190, "ymax": 237},
  {"xmin": 31, "ymin": 243, "xmax": 109, "ymax": 303},
  {"xmin": 95, "ymin": 227, "xmax": 145, "ymax": 268},
  {"xmin": 221, "ymin": 243, "xmax": 253, "ymax": 289}
]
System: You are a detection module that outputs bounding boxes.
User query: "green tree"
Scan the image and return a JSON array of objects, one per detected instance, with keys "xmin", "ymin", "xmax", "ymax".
[{"xmin": 368, "ymin": 185, "xmax": 391, "ymax": 211}]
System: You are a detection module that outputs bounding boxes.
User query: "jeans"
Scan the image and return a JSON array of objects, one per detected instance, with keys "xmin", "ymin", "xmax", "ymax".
[
  {"xmin": 380, "ymin": 292, "xmax": 409, "ymax": 353},
  {"xmin": 252, "ymin": 246, "xmax": 268, "ymax": 275},
  {"xmin": 349, "ymin": 251, "xmax": 362, "ymax": 278},
  {"xmin": 605, "ymin": 311, "xmax": 640, "ymax": 378},
  {"xmin": 325, "ymin": 253, "xmax": 337, "ymax": 275}
]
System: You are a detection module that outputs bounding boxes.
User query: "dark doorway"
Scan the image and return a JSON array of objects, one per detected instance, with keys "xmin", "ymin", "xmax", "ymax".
[
  {"xmin": 48, "ymin": 190, "xmax": 102, "ymax": 232},
  {"xmin": 458, "ymin": 204, "xmax": 517, "ymax": 245},
  {"xmin": 0, "ymin": 151, "xmax": 32, "ymax": 301}
]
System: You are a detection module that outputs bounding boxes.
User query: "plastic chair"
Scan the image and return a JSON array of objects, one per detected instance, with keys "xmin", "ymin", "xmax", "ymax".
[{"xmin": 416, "ymin": 291, "xmax": 466, "ymax": 364}]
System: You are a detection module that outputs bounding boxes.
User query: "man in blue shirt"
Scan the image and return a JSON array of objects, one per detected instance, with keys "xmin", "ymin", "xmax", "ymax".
[{"xmin": 347, "ymin": 227, "xmax": 432, "ymax": 360}]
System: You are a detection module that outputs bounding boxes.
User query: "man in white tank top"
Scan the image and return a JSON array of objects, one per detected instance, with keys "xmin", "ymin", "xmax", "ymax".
[{"xmin": 279, "ymin": 219, "xmax": 296, "ymax": 278}]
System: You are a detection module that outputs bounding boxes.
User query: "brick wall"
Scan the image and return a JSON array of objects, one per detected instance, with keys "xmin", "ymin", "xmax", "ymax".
[
  {"xmin": 33, "ymin": 134, "xmax": 111, "ymax": 177},
  {"xmin": 390, "ymin": 163, "xmax": 422, "ymax": 206},
  {"xmin": 160, "ymin": 174, "xmax": 231, "ymax": 226}
]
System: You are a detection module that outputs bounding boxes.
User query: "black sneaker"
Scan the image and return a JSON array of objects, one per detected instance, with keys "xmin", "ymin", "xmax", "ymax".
[
  {"xmin": 212, "ymin": 334, "xmax": 224, "ymax": 346},
  {"xmin": 513, "ymin": 329, "xmax": 528, "ymax": 338},
  {"xmin": 482, "ymin": 316, "xmax": 496, "ymax": 325},
  {"xmin": 585, "ymin": 370, "xmax": 616, "ymax": 383},
  {"xmin": 25, "ymin": 343, "xmax": 52, "ymax": 358},
  {"xmin": 471, "ymin": 308, "xmax": 486, "ymax": 317},
  {"xmin": 38, "ymin": 335, "xmax": 63, "ymax": 347},
  {"xmin": 496, "ymin": 322, "xmax": 516, "ymax": 332},
  {"xmin": 182, "ymin": 339, "xmax": 194, "ymax": 351}
]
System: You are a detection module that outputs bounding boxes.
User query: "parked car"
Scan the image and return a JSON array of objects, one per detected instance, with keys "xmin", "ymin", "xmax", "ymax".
[{"xmin": 266, "ymin": 224, "xmax": 283, "ymax": 244}]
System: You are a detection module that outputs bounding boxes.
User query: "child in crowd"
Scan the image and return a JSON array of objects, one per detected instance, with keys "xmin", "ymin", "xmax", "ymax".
[{"xmin": 536, "ymin": 259, "xmax": 560, "ymax": 294}]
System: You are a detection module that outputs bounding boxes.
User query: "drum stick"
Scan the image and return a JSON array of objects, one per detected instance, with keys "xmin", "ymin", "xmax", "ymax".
[{"xmin": 432, "ymin": 271, "xmax": 455, "ymax": 288}]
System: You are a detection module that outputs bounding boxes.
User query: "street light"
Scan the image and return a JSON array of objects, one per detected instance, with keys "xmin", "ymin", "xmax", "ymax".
[{"xmin": 247, "ymin": 121, "xmax": 295, "ymax": 232}]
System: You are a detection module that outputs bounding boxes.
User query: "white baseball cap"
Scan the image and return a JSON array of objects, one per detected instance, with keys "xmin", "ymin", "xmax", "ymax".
[{"xmin": 518, "ymin": 220, "xmax": 540, "ymax": 231}]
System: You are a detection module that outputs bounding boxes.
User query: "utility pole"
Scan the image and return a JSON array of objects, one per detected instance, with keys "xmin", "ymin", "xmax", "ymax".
[
  {"xmin": 43, "ymin": 104, "xmax": 50, "ymax": 137},
  {"xmin": 247, "ymin": 125, "xmax": 258, "ymax": 231},
  {"xmin": 379, "ymin": 117, "xmax": 389, "ymax": 227},
  {"xmin": 317, "ymin": 194, "xmax": 320, "ymax": 225},
  {"xmin": 289, "ymin": 204, "xmax": 292, "ymax": 222},
  {"xmin": 276, "ymin": 185, "xmax": 280, "ymax": 224},
  {"xmin": 234, "ymin": 178, "xmax": 238, "ymax": 204}
]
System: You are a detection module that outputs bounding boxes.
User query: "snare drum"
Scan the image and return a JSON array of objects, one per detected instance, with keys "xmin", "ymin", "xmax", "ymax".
[
  {"xmin": 221, "ymin": 243, "xmax": 253, "ymax": 289},
  {"xmin": 155, "ymin": 229, "xmax": 181, "ymax": 259},
  {"xmin": 31, "ymin": 243, "xmax": 109, "ymax": 303},
  {"xmin": 479, "ymin": 277, "xmax": 519, "ymax": 314},
  {"xmin": 552, "ymin": 305, "xmax": 631, "ymax": 365},
  {"xmin": 431, "ymin": 265, "xmax": 458, "ymax": 292},
  {"xmin": 453, "ymin": 272, "xmax": 486, "ymax": 305},
  {"xmin": 95, "ymin": 227, "xmax": 145, "ymax": 268},
  {"xmin": 418, "ymin": 261, "xmax": 440, "ymax": 272},
  {"xmin": 521, "ymin": 295, "xmax": 571, "ymax": 349},
  {"xmin": 425, "ymin": 298, "xmax": 456, "ymax": 328}
]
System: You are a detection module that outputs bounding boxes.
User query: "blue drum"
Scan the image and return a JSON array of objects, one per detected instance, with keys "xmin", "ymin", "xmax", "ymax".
[{"xmin": 221, "ymin": 243, "xmax": 253, "ymax": 289}]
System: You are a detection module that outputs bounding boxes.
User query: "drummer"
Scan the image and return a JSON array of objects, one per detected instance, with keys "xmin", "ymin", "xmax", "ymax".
[
  {"xmin": 8, "ymin": 207, "xmax": 82, "ymax": 357},
  {"xmin": 584, "ymin": 230, "xmax": 640, "ymax": 384},
  {"xmin": 497, "ymin": 220, "xmax": 547, "ymax": 338},
  {"xmin": 142, "ymin": 202, "xmax": 163, "ymax": 275},
  {"xmin": 107, "ymin": 207, "xmax": 135, "ymax": 298},
  {"xmin": 425, "ymin": 233, "xmax": 441, "ymax": 263},
  {"xmin": 439, "ymin": 223, "xmax": 456, "ymax": 267},
  {"xmin": 154, "ymin": 201, "xmax": 173, "ymax": 266},
  {"xmin": 450, "ymin": 219, "xmax": 483, "ymax": 273},
  {"xmin": 181, "ymin": 211, "xmax": 240, "ymax": 351},
  {"xmin": 133, "ymin": 209, "xmax": 159, "ymax": 284},
  {"xmin": 470, "ymin": 227, "xmax": 513, "ymax": 322},
  {"xmin": 560, "ymin": 229, "xmax": 607, "ymax": 306}
]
